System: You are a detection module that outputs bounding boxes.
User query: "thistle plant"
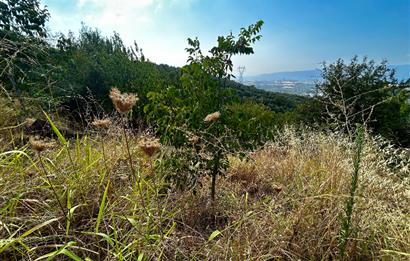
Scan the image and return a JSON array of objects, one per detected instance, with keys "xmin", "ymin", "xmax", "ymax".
[
  {"xmin": 108, "ymin": 87, "xmax": 147, "ymax": 209},
  {"xmin": 204, "ymin": 111, "xmax": 221, "ymax": 123},
  {"xmin": 109, "ymin": 87, "xmax": 138, "ymax": 177},
  {"xmin": 138, "ymin": 137, "xmax": 161, "ymax": 158},
  {"xmin": 203, "ymin": 111, "xmax": 224, "ymax": 201},
  {"xmin": 92, "ymin": 118, "xmax": 112, "ymax": 129},
  {"xmin": 109, "ymin": 87, "xmax": 139, "ymax": 114},
  {"xmin": 92, "ymin": 118, "xmax": 112, "ymax": 180}
]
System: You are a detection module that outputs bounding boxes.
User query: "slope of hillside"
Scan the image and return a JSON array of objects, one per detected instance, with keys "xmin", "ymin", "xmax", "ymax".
[
  {"xmin": 245, "ymin": 64, "xmax": 410, "ymax": 82},
  {"xmin": 244, "ymin": 64, "xmax": 410, "ymax": 95},
  {"xmin": 1, "ymin": 126, "xmax": 408, "ymax": 260}
]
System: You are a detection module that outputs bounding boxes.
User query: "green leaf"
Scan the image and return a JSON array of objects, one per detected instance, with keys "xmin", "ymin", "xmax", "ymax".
[
  {"xmin": 43, "ymin": 111, "xmax": 67, "ymax": 146},
  {"xmin": 34, "ymin": 241, "xmax": 82, "ymax": 261},
  {"xmin": 21, "ymin": 217, "xmax": 60, "ymax": 238},
  {"xmin": 208, "ymin": 230, "xmax": 222, "ymax": 241},
  {"xmin": 82, "ymin": 232, "xmax": 115, "ymax": 247},
  {"xmin": 0, "ymin": 218, "xmax": 60, "ymax": 254}
]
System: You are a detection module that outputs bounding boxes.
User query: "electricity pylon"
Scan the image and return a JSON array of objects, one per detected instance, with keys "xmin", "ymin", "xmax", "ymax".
[{"xmin": 237, "ymin": 66, "xmax": 245, "ymax": 83}]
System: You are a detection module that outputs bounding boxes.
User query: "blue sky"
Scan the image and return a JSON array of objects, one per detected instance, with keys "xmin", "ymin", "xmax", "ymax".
[{"xmin": 42, "ymin": 0, "xmax": 410, "ymax": 75}]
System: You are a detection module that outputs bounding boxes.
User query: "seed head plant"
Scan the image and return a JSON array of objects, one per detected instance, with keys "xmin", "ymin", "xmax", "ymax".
[
  {"xmin": 109, "ymin": 87, "xmax": 147, "ymax": 209},
  {"xmin": 29, "ymin": 136, "xmax": 66, "ymax": 221},
  {"xmin": 109, "ymin": 87, "xmax": 138, "ymax": 114},
  {"xmin": 29, "ymin": 136, "xmax": 54, "ymax": 152},
  {"xmin": 109, "ymin": 87, "xmax": 138, "ymax": 177},
  {"xmin": 139, "ymin": 137, "xmax": 161, "ymax": 157},
  {"xmin": 188, "ymin": 134, "xmax": 200, "ymax": 145},
  {"xmin": 92, "ymin": 118, "xmax": 112, "ymax": 173},
  {"xmin": 92, "ymin": 118, "xmax": 112, "ymax": 129}
]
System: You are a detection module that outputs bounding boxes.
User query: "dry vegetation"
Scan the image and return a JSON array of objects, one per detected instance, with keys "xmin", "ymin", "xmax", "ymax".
[
  {"xmin": 0, "ymin": 118, "xmax": 409, "ymax": 260},
  {"xmin": 1, "ymin": 3, "xmax": 409, "ymax": 259}
]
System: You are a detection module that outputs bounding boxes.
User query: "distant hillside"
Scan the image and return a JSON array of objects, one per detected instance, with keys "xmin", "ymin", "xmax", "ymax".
[
  {"xmin": 228, "ymin": 80, "xmax": 308, "ymax": 112},
  {"xmin": 245, "ymin": 64, "xmax": 410, "ymax": 82},
  {"xmin": 243, "ymin": 64, "xmax": 410, "ymax": 96},
  {"xmin": 146, "ymin": 64, "xmax": 310, "ymax": 113},
  {"xmin": 245, "ymin": 69, "xmax": 321, "ymax": 82}
]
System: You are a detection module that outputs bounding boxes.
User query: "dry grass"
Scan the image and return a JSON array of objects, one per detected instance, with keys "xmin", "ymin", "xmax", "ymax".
[{"xmin": 0, "ymin": 125, "xmax": 409, "ymax": 260}]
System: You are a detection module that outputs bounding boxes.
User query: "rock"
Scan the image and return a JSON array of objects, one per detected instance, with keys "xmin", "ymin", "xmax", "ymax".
[{"xmin": 25, "ymin": 118, "xmax": 78, "ymax": 138}]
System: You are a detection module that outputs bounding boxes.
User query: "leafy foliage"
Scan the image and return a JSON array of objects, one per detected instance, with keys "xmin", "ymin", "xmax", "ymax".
[
  {"xmin": 223, "ymin": 101, "xmax": 278, "ymax": 149},
  {"xmin": 52, "ymin": 27, "xmax": 177, "ymax": 117},
  {"xmin": 0, "ymin": 0, "xmax": 49, "ymax": 38},
  {"xmin": 315, "ymin": 57, "xmax": 410, "ymax": 146},
  {"xmin": 147, "ymin": 20, "xmax": 265, "ymax": 199}
]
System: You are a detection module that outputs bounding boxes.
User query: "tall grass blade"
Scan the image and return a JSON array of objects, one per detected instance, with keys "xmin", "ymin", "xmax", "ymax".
[
  {"xmin": 96, "ymin": 181, "xmax": 110, "ymax": 234},
  {"xmin": 34, "ymin": 241, "xmax": 83, "ymax": 261},
  {"xmin": 208, "ymin": 230, "xmax": 222, "ymax": 241},
  {"xmin": 0, "ymin": 218, "xmax": 59, "ymax": 254},
  {"xmin": 43, "ymin": 111, "xmax": 67, "ymax": 146}
]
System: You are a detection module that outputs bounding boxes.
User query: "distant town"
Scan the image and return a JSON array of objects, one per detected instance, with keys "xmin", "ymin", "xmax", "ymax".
[
  {"xmin": 244, "ymin": 79, "xmax": 317, "ymax": 96},
  {"xmin": 244, "ymin": 64, "xmax": 410, "ymax": 96}
]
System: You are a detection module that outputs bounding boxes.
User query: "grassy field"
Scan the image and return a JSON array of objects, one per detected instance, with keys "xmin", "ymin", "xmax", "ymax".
[{"xmin": 1, "ymin": 118, "xmax": 409, "ymax": 260}]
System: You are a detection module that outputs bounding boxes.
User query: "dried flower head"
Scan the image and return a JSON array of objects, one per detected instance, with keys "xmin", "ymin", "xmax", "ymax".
[
  {"xmin": 29, "ymin": 136, "xmax": 54, "ymax": 152},
  {"xmin": 188, "ymin": 135, "xmax": 200, "ymax": 144},
  {"xmin": 204, "ymin": 111, "xmax": 221, "ymax": 123},
  {"xmin": 109, "ymin": 87, "xmax": 138, "ymax": 114},
  {"xmin": 25, "ymin": 118, "xmax": 36, "ymax": 127},
  {"xmin": 92, "ymin": 118, "xmax": 112, "ymax": 129},
  {"xmin": 139, "ymin": 138, "xmax": 161, "ymax": 157}
]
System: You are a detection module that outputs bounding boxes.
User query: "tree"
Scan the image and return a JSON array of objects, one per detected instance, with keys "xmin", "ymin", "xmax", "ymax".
[
  {"xmin": 0, "ymin": 0, "xmax": 49, "ymax": 38},
  {"xmin": 50, "ymin": 26, "xmax": 174, "ymax": 125},
  {"xmin": 146, "ymin": 20, "xmax": 264, "ymax": 200},
  {"xmin": 0, "ymin": 0, "xmax": 50, "ymax": 111},
  {"xmin": 317, "ymin": 56, "xmax": 410, "ymax": 145}
]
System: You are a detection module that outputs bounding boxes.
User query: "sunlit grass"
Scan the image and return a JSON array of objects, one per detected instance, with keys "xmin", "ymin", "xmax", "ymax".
[{"xmin": 0, "ymin": 124, "xmax": 409, "ymax": 260}]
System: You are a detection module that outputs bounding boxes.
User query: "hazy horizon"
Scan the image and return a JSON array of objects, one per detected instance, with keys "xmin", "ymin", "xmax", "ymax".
[{"xmin": 244, "ymin": 63, "xmax": 410, "ymax": 78}]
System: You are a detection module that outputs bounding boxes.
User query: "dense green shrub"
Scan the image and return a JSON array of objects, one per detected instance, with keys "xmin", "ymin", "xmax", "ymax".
[{"xmin": 223, "ymin": 101, "xmax": 277, "ymax": 149}]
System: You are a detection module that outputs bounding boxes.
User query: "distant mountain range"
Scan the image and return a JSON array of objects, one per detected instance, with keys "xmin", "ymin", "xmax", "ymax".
[
  {"xmin": 245, "ymin": 69, "xmax": 321, "ymax": 82},
  {"xmin": 245, "ymin": 64, "xmax": 410, "ymax": 82},
  {"xmin": 243, "ymin": 64, "xmax": 410, "ymax": 96}
]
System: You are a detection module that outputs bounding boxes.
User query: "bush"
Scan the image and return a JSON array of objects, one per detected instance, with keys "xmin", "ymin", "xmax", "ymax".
[
  {"xmin": 223, "ymin": 101, "xmax": 277, "ymax": 149},
  {"xmin": 316, "ymin": 56, "xmax": 410, "ymax": 145}
]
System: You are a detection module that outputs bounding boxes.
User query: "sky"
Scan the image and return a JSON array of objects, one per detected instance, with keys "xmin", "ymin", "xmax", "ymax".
[{"xmin": 42, "ymin": 0, "xmax": 410, "ymax": 76}]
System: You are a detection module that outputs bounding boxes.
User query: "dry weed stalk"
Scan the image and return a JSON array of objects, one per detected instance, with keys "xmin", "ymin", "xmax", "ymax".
[
  {"xmin": 29, "ymin": 137, "xmax": 66, "ymax": 221},
  {"xmin": 321, "ymin": 77, "xmax": 393, "ymax": 138},
  {"xmin": 108, "ymin": 87, "xmax": 147, "ymax": 210},
  {"xmin": 92, "ymin": 118, "xmax": 112, "ymax": 176}
]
